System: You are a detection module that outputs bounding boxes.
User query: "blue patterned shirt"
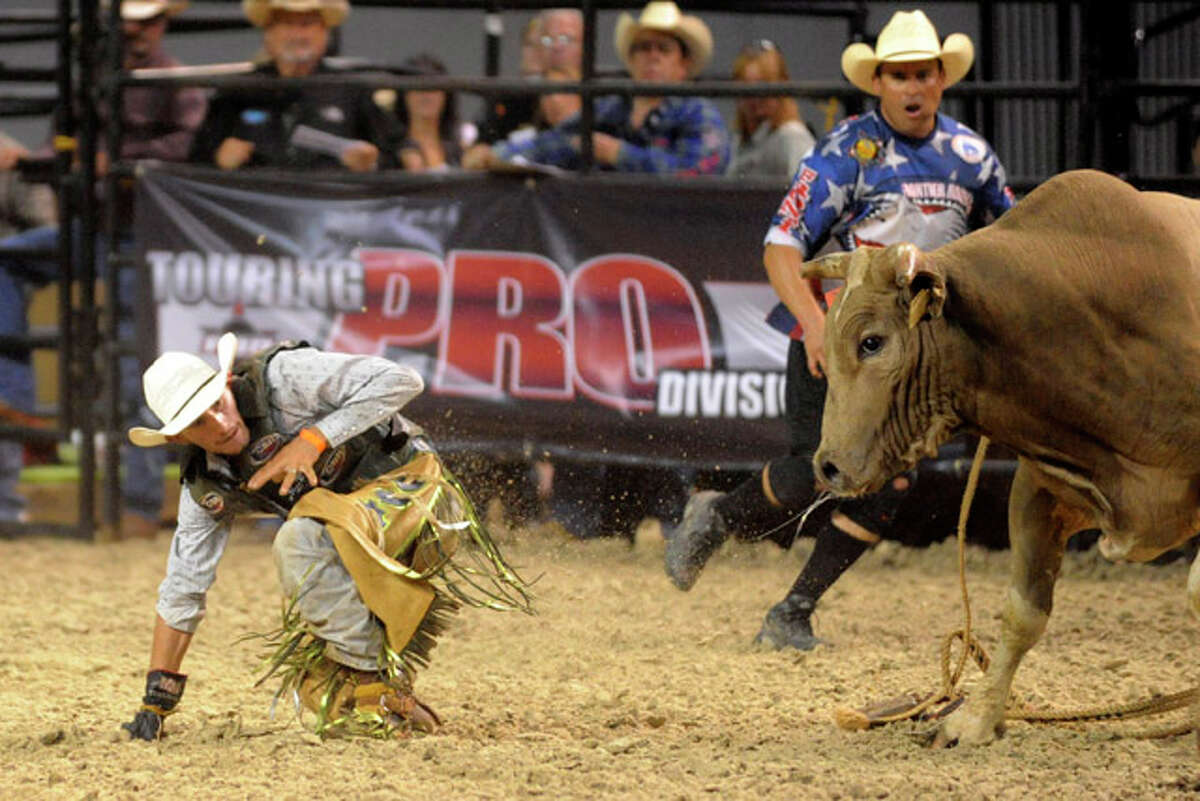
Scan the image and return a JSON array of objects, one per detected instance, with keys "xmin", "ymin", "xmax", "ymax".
[
  {"xmin": 764, "ymin": 109, "xmax": 1014, "ymax": 337},
  {"xmin": 495, "ymin": 94, "xmax": 730, "ymax": 175}
]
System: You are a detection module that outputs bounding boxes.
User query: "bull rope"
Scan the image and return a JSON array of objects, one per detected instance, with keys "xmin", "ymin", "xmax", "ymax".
[{"xmin": 833, "ymin": 435, "xmax": 1199, "ymax": 741}]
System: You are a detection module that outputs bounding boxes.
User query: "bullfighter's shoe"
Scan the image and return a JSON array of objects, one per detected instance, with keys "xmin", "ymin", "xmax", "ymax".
[
  {"xmin": 754, "ymin": 595, "xmax": 823, "ymax": 651},
  {"xmin": 664, "ymin": 490, "xmax": 728, "ymax": 591}
]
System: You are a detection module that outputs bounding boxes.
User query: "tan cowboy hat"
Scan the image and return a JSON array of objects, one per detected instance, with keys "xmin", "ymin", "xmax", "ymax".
[
  {"xmin": 242, "ymin": 0, "xmax": 349, "ymax": 28},
  {"xmin": 614, "ymin": 1, "xmax": 713, "ymax": 78},
  {"xmin": 128, "ymin": 332, "xmax": 238, "ymax": 448},
  {"xmin": 841, "ymin": 9, "xmax": 974, "ymax": 95},
  {"xmin": 115, "ymin": 0, "xmax": 188, "ymax": 21}
]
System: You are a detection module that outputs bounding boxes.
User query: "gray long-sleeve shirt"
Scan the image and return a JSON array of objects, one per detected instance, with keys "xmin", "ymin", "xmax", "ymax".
[{"xmin": 156, "ymin": 347, "xmax": 424, "ymax": 632}]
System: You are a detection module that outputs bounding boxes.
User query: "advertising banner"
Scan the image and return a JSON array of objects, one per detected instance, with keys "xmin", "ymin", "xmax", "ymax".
[{"xmin": 136, "ymin": 166, "xmax": 797, "ymax": 468}]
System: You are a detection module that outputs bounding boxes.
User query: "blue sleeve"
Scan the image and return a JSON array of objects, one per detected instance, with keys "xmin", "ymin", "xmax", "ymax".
[
  {"xmin": 763, "ymin": 135, "xmax": 860, "ymax": 255},
  {"xmin": 494, "ymin": 127, "xmax": 581, "ymax": 168},
  {"xmin": 614, "ymin": 99, "xmax": 729, "ymax": 175},
  {"xmin": 976, "ymin": 149, "xmax": 1016, "ymax": 224}
]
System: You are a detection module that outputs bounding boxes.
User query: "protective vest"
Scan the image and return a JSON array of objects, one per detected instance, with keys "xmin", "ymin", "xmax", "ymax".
[{"xmin": 181, "ymin": 341, "xmax": 416, "ymax": 521}]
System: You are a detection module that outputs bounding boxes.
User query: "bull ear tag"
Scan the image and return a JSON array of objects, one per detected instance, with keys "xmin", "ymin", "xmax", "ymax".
[{"xmin": 908, "ymin": 289, "xmax": 931, "ymax": 328}]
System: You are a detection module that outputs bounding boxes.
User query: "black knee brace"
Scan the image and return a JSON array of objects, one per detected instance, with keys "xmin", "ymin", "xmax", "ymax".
[{"xmin": 835, "ymin": 469, "xmax": 917, "ymax": 536}]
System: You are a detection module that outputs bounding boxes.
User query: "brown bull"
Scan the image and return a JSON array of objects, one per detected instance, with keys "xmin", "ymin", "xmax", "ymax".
[{"xmin": 803, "ymin": 169, "xmax": 1200, "ymax": 748}]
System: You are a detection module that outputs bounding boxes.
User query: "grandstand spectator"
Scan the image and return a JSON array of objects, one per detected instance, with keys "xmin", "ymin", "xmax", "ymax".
[
  {"xmin": 0, "ymin": 0, "xmax": 206, "ymax": 537},
  {"xmin": 189, "ymin": 0, "xmax": 393, "ymax": 172},
  {"xmin": 0, "ymin": 133, "xmax": 58, "ymax": 524},
  {"xmin": 475, "ymin": 15, "xmax": 546, "ymax": 145},
  {"xmin": 591, "ymin": 1, "xmax": 728, "ymax": 174},
  {"xmin": 461, "ymin": 66, "xmax": 582, "ymax": 170},
  {"xmin": 727, "ymin": 40, "xmax": 815, "ymax": 179},
  {"xmin": 392, "ymin": 53, "xmax": 466, "ymax": 171},
  {"xmin": 664, "ymin": 9, "xmax": 1014, "ymax": 651},
  {"xmin": 539, "ymin": 8, "xmax": 583, "ymax": 74},
  {"xmin": 476, "ymin": 9, "xmax": 584, "ymax": 147},
  {"xmin": 466, "ymin": 2, "xmax": 728, "ymax": 175}
]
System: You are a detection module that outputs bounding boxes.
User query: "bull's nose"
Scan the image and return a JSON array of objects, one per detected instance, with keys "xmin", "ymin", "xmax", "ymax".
[{"xmin": 817, "ymin": 459, "xmax": 841, "ymax": 487}]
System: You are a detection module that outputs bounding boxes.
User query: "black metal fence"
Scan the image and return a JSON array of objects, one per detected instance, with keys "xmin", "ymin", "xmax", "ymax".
[{"xmin": 0, "ymin": 0, "xmax": 1196, "ymax": 539}]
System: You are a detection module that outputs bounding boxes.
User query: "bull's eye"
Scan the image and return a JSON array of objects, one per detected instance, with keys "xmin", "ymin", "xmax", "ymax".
[{"xmin": 857, "ymin": 334, "xmax": 885, "ymax": 359}]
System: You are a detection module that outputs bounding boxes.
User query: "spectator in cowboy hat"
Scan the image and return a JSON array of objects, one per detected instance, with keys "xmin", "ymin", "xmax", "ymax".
[
  {"xmin": 467, "ymin": 1, "xmax": 728, "ymax": 175},
  {"xmin": 189, "ymin": 0, "xmax": 395, "ymax": 172},
  {"xmin": 593, "ymin": 0, "xmax": 728, "ymax": 173}
]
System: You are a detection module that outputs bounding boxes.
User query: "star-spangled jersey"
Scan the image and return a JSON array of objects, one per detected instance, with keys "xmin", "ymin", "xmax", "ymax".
[{"xmin": 763, "ymin": 109, "xmax": 1015, "ymax": 338}]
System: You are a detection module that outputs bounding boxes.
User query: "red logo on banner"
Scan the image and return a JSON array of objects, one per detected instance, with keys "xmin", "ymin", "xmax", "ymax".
[
  {"xmin": 328, "ymin": 248, "xmax": 444, "ymax": 354},
  {"xmin": 329, "ymin": 248, "xmax": 711, "ymax": 413},
  {"xmin": 438, "ymin": 250, "xmax": 571, "ymax": 400},
  {"xmin": 572, "ymin": 254, "xmax": 709, "ymax": 411}
]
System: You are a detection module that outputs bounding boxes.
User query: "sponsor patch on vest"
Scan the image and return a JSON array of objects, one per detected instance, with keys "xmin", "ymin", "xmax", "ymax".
[
  {"xmin": 318, "ymin": 445, "xmax": 348, "ymax": 485},
  {"xmin": 198, "ymin": 491, "xmax": 225, "ymax": 515},
  {"xmin": 248, "ymin": 433, "xmax": 283, "ymax": 466},
  {"xmin": 951, "ymin": 134, "xmax": 986, "ymax": 164},
  {"xmin": 852, "ymin": 136, "xmax": 880, "ymax": 164}
]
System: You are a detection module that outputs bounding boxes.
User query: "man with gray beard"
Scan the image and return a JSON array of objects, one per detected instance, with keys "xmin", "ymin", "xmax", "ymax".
[{"xmin": 189, "ymin": 0, "xmax": 394, "ymax": 171}]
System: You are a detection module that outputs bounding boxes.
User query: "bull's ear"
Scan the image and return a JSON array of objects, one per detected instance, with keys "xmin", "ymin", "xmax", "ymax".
[
  {"xmin": 800, "ymin": 251, "xmax": 851, "ymax": 280},
  {"xmin": 893, "ymin": 243, "xmax": 946, "ymax": 326}
]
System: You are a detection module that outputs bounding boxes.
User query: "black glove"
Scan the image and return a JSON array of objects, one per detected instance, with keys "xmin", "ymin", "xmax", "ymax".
[{"xmin": 122, "ymin": 670, "xmax": 187, "ymax": 741}]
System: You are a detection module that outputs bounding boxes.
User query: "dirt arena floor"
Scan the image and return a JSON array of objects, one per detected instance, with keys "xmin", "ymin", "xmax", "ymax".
[{"xmin": 2, "ymin": 515, "xmax": 1198, "ymax": 801}]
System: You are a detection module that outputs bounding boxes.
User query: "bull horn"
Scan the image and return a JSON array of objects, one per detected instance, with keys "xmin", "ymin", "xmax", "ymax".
[
  {"xmin": 895, "ymin": 244, "xmax": 921, "ymax": 287},
  {"xmin": 908, "ymin": 288, "xmax": 930, "ymax": 328},
  {"xmin": 801, "ymin": 252, "xmax": 851, "ymax": 280}
]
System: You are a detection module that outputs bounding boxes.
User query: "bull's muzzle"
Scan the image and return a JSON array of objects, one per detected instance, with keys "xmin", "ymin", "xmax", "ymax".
[{"xmin": 814, "ymin": 452, "xmax": 847, "ymax": 493}]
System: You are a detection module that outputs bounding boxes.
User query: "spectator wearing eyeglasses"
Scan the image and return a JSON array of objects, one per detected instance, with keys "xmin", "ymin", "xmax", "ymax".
[
  {"xmin": 539, "ymin": 8, "xmax": 583, "ymax": 73},
  {"xmin": 475, "ymin": 14, "xmax": 549, "ymax": 145},
  {"xmin": 728, "ymin": 40, "xmax": 815, "ymax": 179},
  {"xmin": 471, "ymin": 2, "xmax": 728, "ymax": 175}
]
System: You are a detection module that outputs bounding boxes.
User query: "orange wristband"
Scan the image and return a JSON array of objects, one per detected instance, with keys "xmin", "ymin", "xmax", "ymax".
[{"xmin": 298, "ymin": 427, "xmax": 327, "ymax": 453}]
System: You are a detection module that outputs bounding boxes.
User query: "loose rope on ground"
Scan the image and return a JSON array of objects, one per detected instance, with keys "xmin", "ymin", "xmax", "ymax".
[{"xmin": 833, "ymin": 437, "xmax": 1199, "ymax": 740}]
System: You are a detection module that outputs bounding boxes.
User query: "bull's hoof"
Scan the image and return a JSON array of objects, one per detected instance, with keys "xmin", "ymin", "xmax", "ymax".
[
  {"xmin": 753, "ymin": 596, "xmax": 824, "ymax": 651},
  {"xmin": 927, "ymin": 708, "xmax": 1005, "ymax": 748}
]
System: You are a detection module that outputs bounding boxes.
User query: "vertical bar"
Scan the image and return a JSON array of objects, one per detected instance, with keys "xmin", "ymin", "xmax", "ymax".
[
  {"xmin": 103, "ymin": 0, "xmax": 122, "ymax": 530},
  {"xmin": 579, "ymin": 0, "xmax": 595, "ymax": 172},
  {"xmin": 78, "ymin": 0, "xmax": 99, "ymax": 540},
  {"xmin": 1056, "ymin": 0, "xmax": 1072, "ymax": 170},
  {"xmin": 56, "ymin": 0, "xmax": 82, "ymax": 536},
  {"xmin": 483, "ymin": 2, "xmax": 501, "ymax": 78},
  {"xmin": 978, "ymin": 0, "xmax": 995, "ymax": 147}
]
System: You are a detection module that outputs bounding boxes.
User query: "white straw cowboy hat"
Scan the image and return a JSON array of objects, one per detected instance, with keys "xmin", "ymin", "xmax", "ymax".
[
  {"xmin": 841, "ymin": 9, "xmax": 974, "ymax": 95},
  {"xmin": 615, "ymin": 1, "xmax": 713, "ymax": 78},
  {"xmin": 116, "ymin": 0, "xmax": 188, "ymax": 21},
  {"xmin": 242, "ymin": 0, "xmax": 349, "ymax": 28},
  {"xmin": 128, "ymin": 332, "xmax": 238, "ymax": 448}
]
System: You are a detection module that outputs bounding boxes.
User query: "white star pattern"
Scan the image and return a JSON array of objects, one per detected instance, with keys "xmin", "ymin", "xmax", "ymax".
[
  {"xmin": 821, "ymin": 127, "xmax": 851, "ymax": 158},
  {"xmin": 929, "ymin": 129, "xmax": 953, "ymax": 155},
  {"xmin": 977, "ymin": 155, "xmax": 995, "ymax": 183},
  {"xmin": 821, "ymin": 178, "xmax": 848, "ymax": 213},
  {"xmin": 881, "ymin": 138, "xmax": 909, "ymax": 170}
]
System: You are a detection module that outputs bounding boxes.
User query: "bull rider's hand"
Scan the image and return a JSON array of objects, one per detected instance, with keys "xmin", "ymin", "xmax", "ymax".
[
  {"xmin": 246, "ymin": 428, "xmax": 326, "ymax": 496},
  {"xmin": 122, "ymin": 670, "xmax": 187, "ymax": 741}
]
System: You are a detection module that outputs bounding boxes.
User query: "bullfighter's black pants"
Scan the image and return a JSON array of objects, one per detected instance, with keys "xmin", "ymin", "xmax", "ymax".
[{"xmin": 713, "ymin": 338, "xmax": 912, "ymax": 543}]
